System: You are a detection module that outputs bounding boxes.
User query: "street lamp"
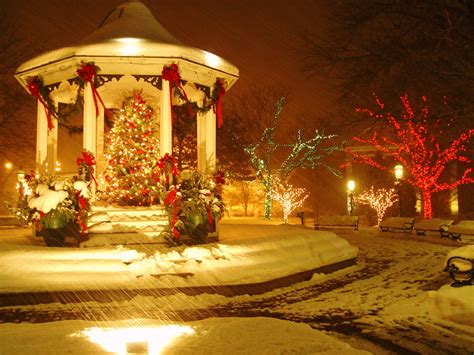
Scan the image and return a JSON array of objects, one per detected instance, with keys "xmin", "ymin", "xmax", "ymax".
[
  {"xmin": 394, "ymin": 164, "xmax": 403, "ymax": 216},
  {"xmin": 347, "ymin": 180, "xmax": 355, "ymax": 216}
]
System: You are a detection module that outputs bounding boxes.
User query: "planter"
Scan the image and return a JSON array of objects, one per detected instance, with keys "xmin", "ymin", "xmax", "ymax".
[
  {"xmin": 183, "ymin": 214, "xmax": 209, "ymax": 242},
  {"xmin": 42, "ymin": 223, "xmax": 80, "ymax": 247}
]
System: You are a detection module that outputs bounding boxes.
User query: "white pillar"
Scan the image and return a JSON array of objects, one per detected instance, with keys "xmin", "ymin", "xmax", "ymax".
[
  {"xmin": 83, "ymin": 82, "xmax": 97, "ymax": 156},
  {"xmin": 205, "ymin": 109, "xmax": 217, "ymax": 174},
  {"xmin": 83, "ymin": 82, "xmax": 97, "ymax": 198},
  {"xmin": 36, "ymin": 100, "xmax": 57, "ymax": 175},
  {"xmin": 96, "ymin": 105, "xmax": 105, "ymax": 187},
  {"xmin": 160, "ymin": 80, "xmax": 173, "ymax": 156},
  {"xmin": 197, "ymin": 113, "xmax": 207, "ymax": 173}
]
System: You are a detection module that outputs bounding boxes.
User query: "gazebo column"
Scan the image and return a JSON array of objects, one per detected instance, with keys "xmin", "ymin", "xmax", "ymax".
[
  {"xmin": 96, "ymin": 105, "xmax": 105, "ymax": 184},
  {"xmin": 204, "ymin": 109, "xmax": 216, "ymax": 174},
  {"xmin": 36, "ymin": 100, "xmax": 57, "ymax": 175},
  {"xmin": 83, "ymin": 82, "xmax": 97, "ymax": 196},
  {"xmin": 197, "ymin": 114, "xmax": 207, "ymax": 173},
  {"xmin": 160, "ymin": 80, "xmax": 172, "ymax": 155}
]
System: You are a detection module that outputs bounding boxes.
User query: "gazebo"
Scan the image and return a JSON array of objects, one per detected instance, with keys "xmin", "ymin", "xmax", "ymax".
[{"xmin": 14, "ymin": 0, "xmax": 239, "ymax": 188}]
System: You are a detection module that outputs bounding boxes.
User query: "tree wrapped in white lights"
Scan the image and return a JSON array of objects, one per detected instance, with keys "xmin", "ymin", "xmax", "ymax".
[
  {"xmin": 271, "ymin": 177, "xmax": 309, "ymax": 224},
  {"xmin": 355, "ymin": 186, "xmax": 398, "ymax": 226},
  {"xmin": 245, "ymin": 97, "xmax": 342, "ymax": 219}
]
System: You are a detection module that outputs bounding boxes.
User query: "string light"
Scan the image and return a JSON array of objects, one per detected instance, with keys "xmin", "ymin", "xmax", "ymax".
[
  {"xmin": 271, "ymin": 177, "xmax": 308, "ymax": 224},
  {"xmin": 245, "ymin": 97, "xmax": 342, "ymax": 219},
  {"xmin": 348, "ymin": 93, "xmax": 474, "ymax": 218},
  {"xmin": 355, "ymin": 186, "xmax": 398, "ymax": 226},
  {"xmin": 102, "ymin": 93, "xmax": 162, "ymax": 206}
]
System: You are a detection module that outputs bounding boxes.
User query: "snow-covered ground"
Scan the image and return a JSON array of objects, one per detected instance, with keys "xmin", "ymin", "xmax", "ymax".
[{"xmin": 0, "ymin": 217, "xmax": 473, "ymax": 354}]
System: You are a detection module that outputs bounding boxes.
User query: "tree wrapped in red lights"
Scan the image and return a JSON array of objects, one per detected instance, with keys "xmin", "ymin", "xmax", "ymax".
[
  {"xmin": 103, "ymin": 93, "xmax": 163, "ymax": 206},
  {"xmin": 347, "ymin": 94, "xmax": 474, "ymax": 218},
  {"xmin": 355, "ymin": 186, "xmax": 398, "ymax": 226}
]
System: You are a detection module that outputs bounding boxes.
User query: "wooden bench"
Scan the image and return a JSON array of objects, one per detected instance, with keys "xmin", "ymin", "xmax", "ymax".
[
  {"xmin": 440, "ymin": 220, "xmax": 474, "ymax": 241},
  {"xmin": 379, "ymin": 217, "xmax": 415, "ymax": 233},
  {"xmin": 413, "ymin": 218, "xmax": 454, "ymax": 236},
  {"xmin": 315, "ymin": 215, "xmax": 359, "ymax": 231}
]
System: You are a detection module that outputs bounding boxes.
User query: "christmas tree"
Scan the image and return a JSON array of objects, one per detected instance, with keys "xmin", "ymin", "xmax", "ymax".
[{"xmin": 103, "ymin": 93, "xmax": 162, "ymax": 206}]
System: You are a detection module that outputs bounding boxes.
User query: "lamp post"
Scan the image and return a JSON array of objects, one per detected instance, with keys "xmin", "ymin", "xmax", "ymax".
[
  {"xmin": 347, "ymin": 180, "xmax": 355, "ymax": 216},
  {"xmin": 394, "ymin": 164, "xmax": 403, "ymax": 216}
]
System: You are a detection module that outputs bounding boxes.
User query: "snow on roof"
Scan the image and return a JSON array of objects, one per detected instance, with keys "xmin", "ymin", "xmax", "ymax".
[
  {"xmin": 15, "ymin": 1, "xmax": 239, "ymax": 82},
  {"xmin": 79, "ymin": 1, "xmax": 182, "ymax": 45}
]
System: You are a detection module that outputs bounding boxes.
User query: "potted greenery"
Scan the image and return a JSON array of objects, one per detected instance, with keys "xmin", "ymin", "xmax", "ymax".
[
  {"xmin": 20, "ymin": 174, "xmax": 90, "ymax": 247},
  {"xmin": 157, "ymin": 154, "xmax": 225, "ymax": 245}
]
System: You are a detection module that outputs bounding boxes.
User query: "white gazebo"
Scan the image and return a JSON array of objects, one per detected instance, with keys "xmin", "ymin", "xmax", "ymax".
[{"xmin": 15, "ymin": 1, "xmax": 239, "ymax": 189}]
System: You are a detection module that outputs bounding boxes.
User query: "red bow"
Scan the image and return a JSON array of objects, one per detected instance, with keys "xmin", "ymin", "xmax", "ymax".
[
  {"xmin": 213, "ymin": 79, "xmax": 226, "ymax": 128},
  {"xmin": 162, "ymin": 64, "xmax": 190, "ymax": 124},
  {"xmin": 76, "ymin": 63, "xmax": 112, "ymax": 121},
  {"xmin": 27, "ymin": 77, "xmax": 55, "ymax": 131},
  {"xmin": 164, "ymin": 187, "xmax": 180, "ymax": 239},
  {"xmin": 157, "ymin": 153, "xmax": 179, "ymax": 185},
  {"xmin": 76, "ymin": 151, "xmax": 98, "ymax": 188}
]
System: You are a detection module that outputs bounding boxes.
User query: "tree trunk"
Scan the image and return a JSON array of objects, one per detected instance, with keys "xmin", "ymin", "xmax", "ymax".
[
  {"xmin": 422, "ymin": 189, "xmax": 432, "ymax": 219},
  {"xmin": 264, "ymin": 189, "xmax": 272, "ymax": 219}
]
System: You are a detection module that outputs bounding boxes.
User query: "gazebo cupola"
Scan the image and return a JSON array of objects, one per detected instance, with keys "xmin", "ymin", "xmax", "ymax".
[{"xmin": 14, "ymin": 0, "xmax": 239, "ymax": 183}]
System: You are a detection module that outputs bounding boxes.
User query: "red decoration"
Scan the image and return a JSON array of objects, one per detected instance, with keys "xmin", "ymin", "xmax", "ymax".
[
  {"xmin": 76, "ymin": 151, "xmax": 98, "ymax": 188},
  {"xmin": 213, "ymin": 78, "xmax": 226, "ymax": 128},
  {"xmin": 76, "ymin": 63, "xmax": 112, "ymax": 121},
  {"xmin": 164, "ymin": 186, "xmax": 180, "ymax": 239},
  {"xmin": 162, "ymin": 64, "xmax": 190, "ymax": 124},
  {"xmin": 347, "ymin": 93, "xmax": 474, "ymax": 218},
  {"xmin": 157, "ymin": 153, "xmax": 179, "ymax": 185},
  {"xmin": 27, "ymin": 77, "xmax": 55, "ymax": 131}
]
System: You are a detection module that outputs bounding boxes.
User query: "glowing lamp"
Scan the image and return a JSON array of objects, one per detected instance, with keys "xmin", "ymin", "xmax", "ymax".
[
  {"xmin": 5, "ymin": 162, "xmax": 12, "ymax": 170},
  {"xmin": 347, "ymin": 180, "xmax": 355, "ymax": 192},
  {"xmin": 394, "ymin": 164, "xmax": 403, "ymax": 180}
]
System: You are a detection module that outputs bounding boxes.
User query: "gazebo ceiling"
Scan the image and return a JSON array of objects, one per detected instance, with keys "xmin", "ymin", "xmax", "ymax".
[{"xmin": 15, "ymin": 1, "xmax": 239, "ymax": 90}]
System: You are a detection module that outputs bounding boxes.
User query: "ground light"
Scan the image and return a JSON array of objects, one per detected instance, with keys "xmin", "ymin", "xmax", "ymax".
[{"xmin": 82, "ymin": 325, "xmax": 194, "ymax": 354}]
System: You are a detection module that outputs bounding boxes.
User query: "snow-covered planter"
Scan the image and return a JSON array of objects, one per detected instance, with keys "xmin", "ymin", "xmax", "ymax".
[
  {"xmin": 162, "ymin": 170, "xmax": 225, "ymax": 245},
  {"xmin": 19, "ymin": 174, "xmax": 91, "ymax": 246}
]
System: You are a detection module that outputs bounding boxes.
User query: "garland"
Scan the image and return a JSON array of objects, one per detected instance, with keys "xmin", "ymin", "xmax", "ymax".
[
  {"xmin": 26, "ymin": 77, "xmax": 57, "ymax": 131},
  {"xmin": 162, "ymin": 63, "xmax": 227, "ymax": 127},
  {"xmin": 76, "ymin": 62, "xmax": 112, "ymax": 122}
]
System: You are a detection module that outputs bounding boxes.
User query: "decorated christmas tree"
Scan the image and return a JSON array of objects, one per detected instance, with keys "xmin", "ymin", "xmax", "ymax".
[{"xmin": 103, "ymin": 93, "xmax": 162, "ymax": 206}]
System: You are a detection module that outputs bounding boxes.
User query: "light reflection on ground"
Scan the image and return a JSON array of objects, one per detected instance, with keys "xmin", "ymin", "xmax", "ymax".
[{"xmin": 82, "ymin": 324, "xmax": 194, "ymax": 354}]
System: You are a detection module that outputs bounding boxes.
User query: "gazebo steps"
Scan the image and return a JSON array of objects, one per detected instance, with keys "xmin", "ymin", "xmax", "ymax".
[{"xmin": 86, "ymin": 204, "xmax": 169, "ymax": 239}]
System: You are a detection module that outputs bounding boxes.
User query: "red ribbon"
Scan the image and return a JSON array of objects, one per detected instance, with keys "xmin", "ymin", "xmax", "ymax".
[
  {"xmin": 75, "ymin": 191, "xmax": 88, "ymax": 235},
  {"xmin": 162, "ymin": 64, "xmax": 190, "ymax": 124},
  {"xmin": 164, "ymin": 187, "xmax": 180, "ymax": 239},
  {"xmin": 27, "ymin": 78, "xmax": 55, "ymax": 131},
  {"xmin": 213, "ymin": 79, "xmax": 226, "ymax": 128},
  {"xmin": 76, "ymin": 151, "xmax": 98, "ymax": 188},
  {"xmin": 76, "ymin": 63, "xmax": 112, "ymax": 121},
  {"xmin": 157, "ymin": 153, "xmax": 179, "ymax": 185}
]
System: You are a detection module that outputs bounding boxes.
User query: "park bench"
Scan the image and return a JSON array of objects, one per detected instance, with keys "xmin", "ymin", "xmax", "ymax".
[
  {"xmin": 413, "ymin": 218, "xmax": 454, "ymax": 236},
  {"xmin": 444, "ymin": 256, "xmax": 473, "ymax": 286},
  {"xmin": 315, "ymin": 215, "xmax": 359, "ymax": 231},
  {"xmin": 440, "ymin": 220, "xmax": 474, "ymax": 241},
  {"xmin": 379, "ymin": 217, "xmax": 415, "ymax": 233}
]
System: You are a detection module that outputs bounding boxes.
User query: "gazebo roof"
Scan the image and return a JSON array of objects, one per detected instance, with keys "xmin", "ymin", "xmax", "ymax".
[{"xmin": 15, "ymin": 1, "xmax": 239, "ymax": 89}]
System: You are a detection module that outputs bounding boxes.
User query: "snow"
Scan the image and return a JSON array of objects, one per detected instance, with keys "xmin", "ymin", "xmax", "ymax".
[
  {"xmin": 28, "ymin": 184, "xmax": 68, "ymax": 214},
  {"xmin": 0, "ymin": 218, "xmax": 472, "ymax": 353},
  {"xmin": 0, "ymin": 223, "xmax": 357, "ymax": 292},
  {"xmin": 0, "ymin": 317, "xmax": 369, "ymax": 354}
]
